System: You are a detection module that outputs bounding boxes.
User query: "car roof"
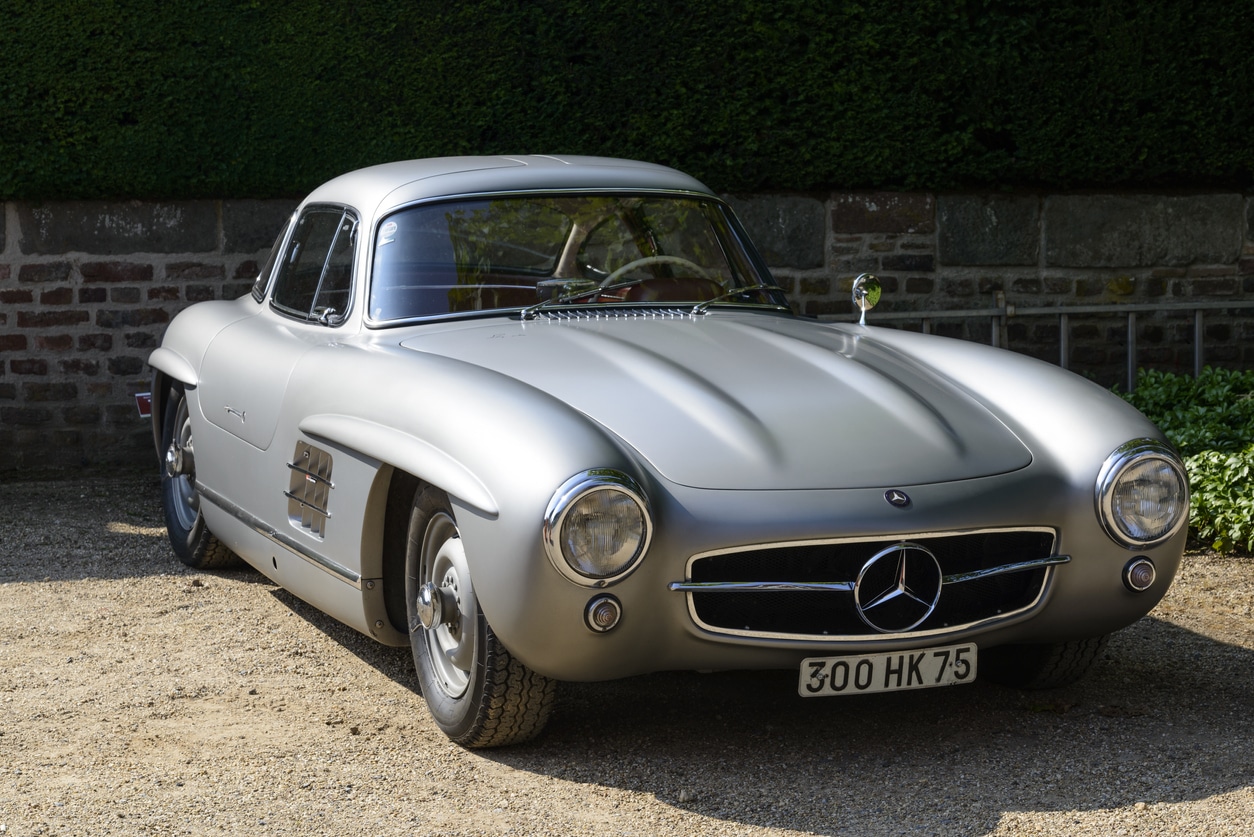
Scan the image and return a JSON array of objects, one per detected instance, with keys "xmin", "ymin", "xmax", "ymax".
[{"xmin": 303, "ymin": 155, "xmax": 718, "ymax": 218}]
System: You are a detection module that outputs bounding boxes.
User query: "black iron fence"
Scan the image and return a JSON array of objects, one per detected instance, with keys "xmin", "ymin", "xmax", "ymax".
[{"xmin": 822, "ymin": 298, "xmax": 1254, "ymax": 391}]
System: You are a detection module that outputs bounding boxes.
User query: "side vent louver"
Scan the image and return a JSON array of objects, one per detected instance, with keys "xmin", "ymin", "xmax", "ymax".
[{"xmin": 286, "ymin": 442, "xmax": 333, "ymax": 537}]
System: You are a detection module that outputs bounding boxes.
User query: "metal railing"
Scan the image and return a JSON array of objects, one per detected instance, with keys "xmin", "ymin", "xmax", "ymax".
[{"xmin": 822, "ymin": 296, "xmax": 1254, "ymax": 391}]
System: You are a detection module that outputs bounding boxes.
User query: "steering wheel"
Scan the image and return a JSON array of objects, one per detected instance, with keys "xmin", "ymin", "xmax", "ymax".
[{"xmin": 602, "ymin": 255, "xmax": 711, "ymax": 287}]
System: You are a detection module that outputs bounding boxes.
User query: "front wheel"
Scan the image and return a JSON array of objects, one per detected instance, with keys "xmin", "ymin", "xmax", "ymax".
[
  {"xmin": 405, "ymin": 485, "xmax": 556, "ymax": 747},
  {"xmin": 159, "ymin": 383, "xmax": 239, "ymax": 569},
  {"xmin": 981, "ymin": 635, "xmax": 1110, "ymax": 689}
]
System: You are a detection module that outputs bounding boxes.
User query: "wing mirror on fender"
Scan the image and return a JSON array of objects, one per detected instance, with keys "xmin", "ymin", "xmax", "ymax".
[{"xmin": 852, "ymin": 273, "xmax": 881, "ymax": 326}]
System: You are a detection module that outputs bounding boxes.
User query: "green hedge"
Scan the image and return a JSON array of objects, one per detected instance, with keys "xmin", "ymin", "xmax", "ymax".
[
  {"xmin": 1121, "ymin": 368, "xmax": 1254, "ymax": 554},
  {"xmin": 3, "ymin": 0, "xmax": 1252, "ymax": 199}
]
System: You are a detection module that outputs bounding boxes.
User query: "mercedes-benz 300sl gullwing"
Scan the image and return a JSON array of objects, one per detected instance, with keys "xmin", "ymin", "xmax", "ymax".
[{"xmin": 148, "ymin": 155, "xmax": 1188, "ymax": 747}]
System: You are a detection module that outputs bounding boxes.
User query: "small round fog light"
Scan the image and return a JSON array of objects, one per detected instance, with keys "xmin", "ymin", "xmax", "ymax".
[
  {"xmin": 1123, "ymin": 557, "xmax": 1156, "ymax": 592},
  {"xmin": 585, "ymin": 595, "xmax": 622, "ymax": 633}
]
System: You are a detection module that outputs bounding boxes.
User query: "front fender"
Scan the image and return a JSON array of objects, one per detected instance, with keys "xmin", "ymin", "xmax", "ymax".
[
  {"xmin": 279, "ymin": 342, "xmax": 649, "ymax": 645},
  {"xmin": 149, "ymin": 346, "xmax": 199, "ymax": 387},
  {"xmin": 846, "ymin": 325, "xmax": 1168, "ymax": 477}
]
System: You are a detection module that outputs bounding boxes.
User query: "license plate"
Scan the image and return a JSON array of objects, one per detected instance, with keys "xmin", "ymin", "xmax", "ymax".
[{"xmin": 799, "ymin": 643, "xmax": 977, "ymax": 697}]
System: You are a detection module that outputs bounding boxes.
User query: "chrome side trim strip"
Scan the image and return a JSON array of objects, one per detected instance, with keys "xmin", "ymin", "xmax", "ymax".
[{"xmin": 197, "ymin": 482, "xmax": 361, "ymax": 588}]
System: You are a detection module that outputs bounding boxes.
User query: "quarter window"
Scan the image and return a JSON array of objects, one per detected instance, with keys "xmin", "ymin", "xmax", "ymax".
[
  {"xmin": 271, "ymin": 207, "xmax": 357, "ymax": 324},
  {"xmin": 250, "ymin": 214, "xmax": 295, "ymax": 303}
]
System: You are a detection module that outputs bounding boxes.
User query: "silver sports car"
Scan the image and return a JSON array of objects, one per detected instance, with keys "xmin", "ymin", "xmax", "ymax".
[{"xmin": 149, "ymin": 156, "xmax": 1189, "ymax": 747}]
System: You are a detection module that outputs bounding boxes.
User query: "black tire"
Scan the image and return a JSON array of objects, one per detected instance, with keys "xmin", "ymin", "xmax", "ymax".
[
  {"xmin": 981, "ymin": 635, "xmax": 1110, "ymax": 689},
  {"xmin": 159, "ymin": 383, "xmax": 240, "ymax": 570},
  {"xmin": 405, "ymin": 484, "xmax": 556, "ymax": 747}
]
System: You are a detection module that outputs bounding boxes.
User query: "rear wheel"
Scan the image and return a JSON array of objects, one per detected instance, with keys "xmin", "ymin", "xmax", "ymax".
[
  {"xmin": 405, "ymin": 484, "xmax": 555, "ymax": 747},
  {"xmin": 982, "ymin": 635, "xmax": 1110, "ymax": 689},
  {"xmin": 159, "ymin": 383, "xmax": 239, "ymax": 569}
]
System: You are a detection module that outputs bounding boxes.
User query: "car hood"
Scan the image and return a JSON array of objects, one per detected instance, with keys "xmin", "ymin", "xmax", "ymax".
[{"xmin": 398, "ymin": 313, "xmax": 1032, "ymax": 490}]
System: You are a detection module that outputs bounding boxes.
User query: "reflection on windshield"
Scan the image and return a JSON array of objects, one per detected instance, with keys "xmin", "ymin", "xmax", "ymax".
[{"xmin": 368, "ymin": 194, "xmax": 776, "ymax": 322}]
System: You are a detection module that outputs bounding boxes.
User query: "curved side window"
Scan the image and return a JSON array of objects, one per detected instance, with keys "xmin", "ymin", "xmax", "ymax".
[{"xmin": 271, "ymin": 206, "xmax": 358, "ymax": 325}]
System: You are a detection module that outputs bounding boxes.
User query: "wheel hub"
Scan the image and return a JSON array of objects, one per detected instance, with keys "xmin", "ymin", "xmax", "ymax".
[
  {"xmin": 165, "ymin": 440, "xmax": 195, "ymax": 478},
  {"xmin": 415, "ymin": 581, "xmax": 459, "ymax": 630},
  {"xmin": 419, "ymin": 517, "xmax": 477, "ymax": 698}
]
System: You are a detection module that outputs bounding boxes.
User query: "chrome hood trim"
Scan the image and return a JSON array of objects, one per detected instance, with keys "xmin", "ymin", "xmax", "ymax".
[{"xmin": 400, "ymin": 314, "xmax": 1032, "ymax": 490}]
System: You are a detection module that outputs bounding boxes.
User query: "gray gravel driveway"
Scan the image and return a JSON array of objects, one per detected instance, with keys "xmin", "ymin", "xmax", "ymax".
[{"xmin": 1, "ymin": 472, "xmax": 1251, "ymax": 836}]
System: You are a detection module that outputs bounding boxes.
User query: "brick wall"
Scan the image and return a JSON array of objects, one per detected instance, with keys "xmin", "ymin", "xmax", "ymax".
[
  {"xmin": 3, "ymin": 192, "xmax": 1253, "ymax": 472},
  {"xmin": 1, "ymin": 200, "xmax": 296, "ymax": 470}
]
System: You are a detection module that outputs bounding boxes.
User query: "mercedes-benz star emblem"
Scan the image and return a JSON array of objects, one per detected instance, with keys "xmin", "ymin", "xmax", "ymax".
[
  {"xmin": 853, "ymin": 542, "xmax": 943, "ymax": 633},
  {"xmin": 884, "ymin": 489, "xmax": 911, "ymax": 508}
]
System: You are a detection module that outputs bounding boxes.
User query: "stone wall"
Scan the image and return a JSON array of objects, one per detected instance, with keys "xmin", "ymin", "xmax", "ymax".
[
  {"xmin": 2, "ymin": 192, "xmax": 1253, "ymax": 471},
  {"xmin": 728, "ymin": 192, "xmax": 1254, "ymax": 375}
]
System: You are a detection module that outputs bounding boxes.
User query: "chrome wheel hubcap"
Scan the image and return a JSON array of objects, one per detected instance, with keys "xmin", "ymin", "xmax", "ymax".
[
  {"xmin": 421, "ymin": 512, "xmax": 476, "ymax": 698},
  {"xmin": 166, "ymin": 398, "xmax": 200, "ymax": 531}
]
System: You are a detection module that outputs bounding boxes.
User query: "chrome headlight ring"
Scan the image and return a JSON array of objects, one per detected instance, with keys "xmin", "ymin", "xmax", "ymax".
[
  {"xmin": 543, "ymin": 469, "xmax": 653, "ymax": 587},
  {"xmin": 1095, "ymin": 438, "xmax": 1189, "ymax": 549}
]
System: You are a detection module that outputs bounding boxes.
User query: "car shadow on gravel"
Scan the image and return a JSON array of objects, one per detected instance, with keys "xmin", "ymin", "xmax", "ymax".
[
  {"xmin": 490, "ymin": 616, "xmax": 1252, "ymax": 834},
  {"xmin": 0, "ymin": 470, "xmax": 279, "ymax": 585},
  {"xmin": 273, "ymin": 578, "xmax": 1252, "ymax": 836},
  {"xmin": 268, "ymin": 587, "xmax": 420, "ymax": 688}
]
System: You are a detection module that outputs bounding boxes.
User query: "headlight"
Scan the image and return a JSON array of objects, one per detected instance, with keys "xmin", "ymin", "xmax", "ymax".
[
  {"xmin": 544, "ymin": 469, "xmax": 652, "ymax": 585},
  {"xmin": 1096, "ymin": 439, "xmax": 1189, "ymax": 548}
]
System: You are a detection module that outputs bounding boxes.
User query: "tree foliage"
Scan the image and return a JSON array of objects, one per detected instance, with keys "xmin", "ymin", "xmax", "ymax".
[{"xmin": 2, "ymin": 0, "xmax": 1252, "ymax": 199}]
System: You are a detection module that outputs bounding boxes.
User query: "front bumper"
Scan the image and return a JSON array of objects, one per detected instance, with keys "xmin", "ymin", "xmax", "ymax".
[{"xmin": 460, "ymin": 468, "xmax": 1185, "ymax": 682}]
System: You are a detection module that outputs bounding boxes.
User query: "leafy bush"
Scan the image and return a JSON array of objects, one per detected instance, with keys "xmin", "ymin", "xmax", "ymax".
[{"xmin": 1121, "ymin": 367, "xmax": 1254, "ymax": 553}]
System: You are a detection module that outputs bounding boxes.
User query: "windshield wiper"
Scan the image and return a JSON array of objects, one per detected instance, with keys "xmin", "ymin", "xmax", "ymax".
[
  {"xmin": 519, "ymin": 275, "xmax": 669, "ymax": 320},
  {"xmin": 691, "ymin": 284, "xmax": 790, "ymax": 315},
  {"xmin": 519, "ymin": 279, "xmax": 601, "ymax": 320}
]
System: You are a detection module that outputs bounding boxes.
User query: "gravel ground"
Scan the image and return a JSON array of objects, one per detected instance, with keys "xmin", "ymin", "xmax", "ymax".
[{"xmin": 1, "ymin": 471, "xmax": 1251, "ymax": 836}]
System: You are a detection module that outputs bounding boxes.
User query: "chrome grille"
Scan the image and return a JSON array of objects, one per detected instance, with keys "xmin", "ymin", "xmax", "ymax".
[{"xmin": 680, "ymin": 530, "xmax": 1057, "ymax": 640}]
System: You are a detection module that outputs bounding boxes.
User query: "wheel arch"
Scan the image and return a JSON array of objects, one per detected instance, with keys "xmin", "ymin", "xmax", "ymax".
[
  {"xmin": 148, "ymin": 347, "xmax": 200, "ymax": 464},
  {"xmin": 361, "ymin": 463, "xmax": 493, "ymax": 638},
  {"xmin": 297, "ymin": 412, "xmax": 505, "ymax": 639},
  {"xmin": 379, "ymin": 467, "xmax": 420, "ymax": 634},
  {"xmin": 300, "ymin": 414, "xmax": 499, "ymax": 518},
  {"xmin": 149, "ymin": 370, "xmax": 173, "ymax": 463}
]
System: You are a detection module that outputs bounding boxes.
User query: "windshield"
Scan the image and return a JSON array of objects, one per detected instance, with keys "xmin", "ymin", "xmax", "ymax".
[{"xmin": 368, "ymin": 194, "xmax": 778, "ymax": 322}]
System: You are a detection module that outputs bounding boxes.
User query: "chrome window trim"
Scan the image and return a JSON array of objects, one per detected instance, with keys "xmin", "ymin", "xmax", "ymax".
[
  {"xmin": 251, "ymin": 211, "xmax": 298, "ymax": 303},
  {"xmin": 675, "ymin": 527, "xmax": 1061, "ymax": 643},
  {"xmin": 269, "ymin": 203, "xmax": 359, "ymax": 327}
]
